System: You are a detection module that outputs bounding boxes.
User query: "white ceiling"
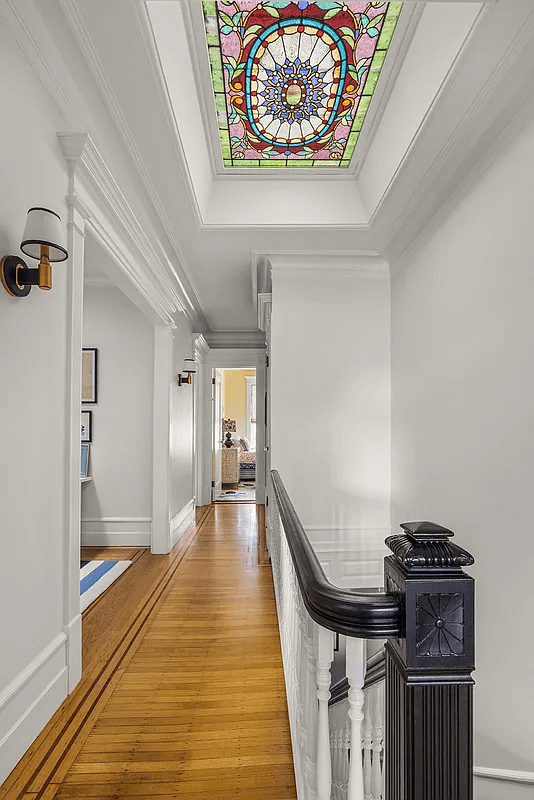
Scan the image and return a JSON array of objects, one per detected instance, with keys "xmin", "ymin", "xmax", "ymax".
[{"xmin": 16, "ymin": 0, "xmax": 534, "ymax": 332}]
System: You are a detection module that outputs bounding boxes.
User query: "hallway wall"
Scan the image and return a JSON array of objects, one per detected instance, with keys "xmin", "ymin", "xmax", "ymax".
[
  {"xmin": 270, "ymin": 268, "xmax": 390, "ymax": 534},
  {"xmin": 170, "ymin": 314, "xmax": 195, "ymax": 540},
  {"xmin": 391, "ymin": 116, "xmax": 534, "ymax": 784},
  {"xmin": 81, "ymin": 286, "xmax": 154, "ymax": 544},
  {"xmin": 0, "ymin": 18, "xmax": 70, "ymax": 782}
]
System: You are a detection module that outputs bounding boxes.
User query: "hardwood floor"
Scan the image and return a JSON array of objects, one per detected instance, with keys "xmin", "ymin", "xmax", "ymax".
[{"xmin": 1, "ymin": 504, "xmax": 296, "ymax": 800}]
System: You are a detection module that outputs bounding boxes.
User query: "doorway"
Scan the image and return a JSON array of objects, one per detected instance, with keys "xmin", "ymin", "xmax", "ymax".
[{"xmin": 213, "ymin": 368, "xmax": 257, "ymax": 503}]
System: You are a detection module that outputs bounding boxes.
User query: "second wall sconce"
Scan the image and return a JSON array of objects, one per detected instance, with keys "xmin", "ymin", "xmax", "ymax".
[
  {"xmin": 1, "ymin": 207, "xmax": 68, "ymax": 298},
  {"xmin": 177, "ymin": 357, "xmax": 197, "ymax": 386}
]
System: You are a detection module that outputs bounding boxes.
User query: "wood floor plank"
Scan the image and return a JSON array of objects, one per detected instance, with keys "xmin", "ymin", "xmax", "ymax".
[{"xmin": 0, "ymin": 504, "xmax": 295, "ymax": 799}]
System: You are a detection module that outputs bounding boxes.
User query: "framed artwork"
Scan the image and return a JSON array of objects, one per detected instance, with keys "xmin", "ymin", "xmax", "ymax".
[
  {"xmin": 81, "ymin": 442, "xmax": 90, "ymax": 478},
  {"xmin": 81, "ymin": 410, "xmax": 93, "ymax": 442},
  {"xmin": 82, "ymin": 348, "xmax": 98, "ymax": 404}
]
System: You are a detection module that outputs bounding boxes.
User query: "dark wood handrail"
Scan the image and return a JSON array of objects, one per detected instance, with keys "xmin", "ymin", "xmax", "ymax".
[
  {"xmin": 329, "ymin": 648, "xmax": 386, "ymax": 707},
  {"xmin": 271, "ymin": 470, "xmax": 400, "ymax": 639}
]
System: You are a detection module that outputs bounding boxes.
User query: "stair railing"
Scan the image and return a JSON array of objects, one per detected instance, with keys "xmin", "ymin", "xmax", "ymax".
[{"xmin": 268, "ymin": 469, "xmax": 475, "ymax": 800}]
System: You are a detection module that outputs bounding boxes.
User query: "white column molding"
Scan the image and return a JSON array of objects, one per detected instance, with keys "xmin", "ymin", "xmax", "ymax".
[
  {"xmin": 59, "ymin": 132, "xmax": 92, "ymax": 693},
  {"xmin": 257, "ymin": 293, "xmax": 272, "ymax": 333},
  {"xmin": 151, "ymin": 326, "xmax": 173, "ymax": 554},
  {"xmin": 193, "ymin": 334, "xmax": 211, "ymax": 507}
]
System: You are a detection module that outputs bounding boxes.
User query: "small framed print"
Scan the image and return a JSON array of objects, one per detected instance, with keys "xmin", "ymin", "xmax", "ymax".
[
  {"xmin": 82, "ymin": 348, "xmax": 98, "ymax": 404},
  {"xmin": 81, "ymin": 410, "xmax": 92, "ymax": 442},
  {"xmin": 81, "ymin": 442, "xmax": 90, "ymax": 478}
]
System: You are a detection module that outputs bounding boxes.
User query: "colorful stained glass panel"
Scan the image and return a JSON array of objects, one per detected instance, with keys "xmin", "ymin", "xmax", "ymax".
[{"xmin": 203, "ymin": 1, "xmax": 402, "ymax": 168}]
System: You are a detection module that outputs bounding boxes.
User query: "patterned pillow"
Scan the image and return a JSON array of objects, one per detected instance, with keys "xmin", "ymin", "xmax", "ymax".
[{"xmin": 240, "ymin": 436, "xmax": 251, "ymax": 451}]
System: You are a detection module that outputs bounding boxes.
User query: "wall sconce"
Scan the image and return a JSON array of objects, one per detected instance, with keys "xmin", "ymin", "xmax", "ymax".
[
  {"xmin": 177, "ymin": 357, "xmax": 196, "ymax": 386},
  {"xmin": 1, "ymin": 207, "xmax": 68, "ymax": 297}
]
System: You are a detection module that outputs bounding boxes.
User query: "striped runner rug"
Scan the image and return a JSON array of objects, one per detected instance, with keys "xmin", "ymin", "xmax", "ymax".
[{"xmin": 80, "ymin": 560, "xmax": 132, "ymax": 612}]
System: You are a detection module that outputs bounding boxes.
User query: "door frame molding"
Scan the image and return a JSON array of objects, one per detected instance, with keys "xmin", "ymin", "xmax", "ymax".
[{"xmin": 60, "ymin": 133, "xmax": 182, "ymax": 692}]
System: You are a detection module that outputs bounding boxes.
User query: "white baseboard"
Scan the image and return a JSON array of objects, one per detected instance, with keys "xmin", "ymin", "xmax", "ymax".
[
  {"xmin": 81, "ymin": 517, "xmax": 151, "ymax": 546},
  {"xmin": 475, "ymin": 770, "xmax": 534, "ymax": 799},
  {"xmin": 65, "ymin": 614, "xmax": 82, "ymax": 692},
  {"xmin": 170, "ymin": 499, "xmax": 195, "ymax": 548},
  {"xmin": 0, "ymin": 634, "xmax": 68, "ymax": 784}
]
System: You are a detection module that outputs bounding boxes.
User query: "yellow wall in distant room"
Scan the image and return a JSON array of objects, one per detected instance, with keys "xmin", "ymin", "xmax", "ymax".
[{"xmin": 223, "ymin": 369, "xmax": 256, "ymax": 438}]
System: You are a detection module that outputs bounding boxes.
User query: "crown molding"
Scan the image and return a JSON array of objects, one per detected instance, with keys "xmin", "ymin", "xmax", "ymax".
[
  {"xmin": 204, "ymin": 331, "xmax": 266, "ymax": 350},
  {"xmin": 372, "ymin": 3, "xmax": 534, "ymax": 261},
  {"xmin": 58, "ymin": 0, "xmax": 211, "ymax": 333},
  {"xmin": 391, "ymin": 85, "xmax": 534, "ymax": 276},
  {"xmin": 2, "ymin": 0, "xmax": 209, "ymax": 332},
  {"xmin": 58, "ymin": 132, "xmax": 177, "ymax": 327},
  {"xmin": 138, "ymin": 0, "xmax": 206, "ymax": 232},
  {"xmin": 193, "ymin": 333, "xmax": 210, "ymax": 364},
  {"xmin": 267, "ymin": 252, "xmax": 390, "ymax": 277},
  {"xmin": 206, "ymin": 348, "xmax": 267, "ymax": 368}
]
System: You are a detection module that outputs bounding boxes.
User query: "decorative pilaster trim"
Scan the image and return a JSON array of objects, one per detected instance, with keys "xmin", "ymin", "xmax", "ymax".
[
  {"xmin": 193, "ymin": 333, "xmax": 210, "ymax": 364},
  {"xmin": 257, "ymin": 294, "xmax": 272, "ymax": 333}
]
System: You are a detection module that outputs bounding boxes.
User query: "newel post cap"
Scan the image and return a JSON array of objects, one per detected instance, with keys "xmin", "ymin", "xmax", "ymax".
[{"xmin": 385, "ymin": 521, "xmax": 474, "ymax": 572}]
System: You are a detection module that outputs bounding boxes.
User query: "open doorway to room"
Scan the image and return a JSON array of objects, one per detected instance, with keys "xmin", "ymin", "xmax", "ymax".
[
  {"xmin": 213, "ymin": 368, "xmax": 257, "ymax": 503},
  {"xmin": 79, "ymin": 232, "xmax": 155, "ymax": 611}
]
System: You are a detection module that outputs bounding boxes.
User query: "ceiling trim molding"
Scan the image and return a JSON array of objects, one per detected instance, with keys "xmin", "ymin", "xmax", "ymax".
[
  {"xmin": 137, "ymin": 0, "xmax": 207, "ymax": 234},
  {"xmin": 59, "ymin": 132, "xmax": 178, "ymax": 327},
  {"xmin": 391, "ymin": 83, "xmax": 534, "ymax": 276},
  {"xmin": 206, "ymin": 348, "xmax": 267, "ymax": 368},
  {"xmin": 267, "ymin": 252, "xmax": 389, "ymax": 275},
  {"xmin": 368, "ymin": 3, "xmax": 494, "ymax": 227},
  {"xmin": 353, "ymin": 2, "xmax": 425, "ymax": 178},
  {"xmin": 0, "ymin": 0, "xmax": 83, "ymax": 130},
  {"xmin": 204, "ymin": 331, "xmax": 266, "ymax": 350},
  {"xmin": 193, "ymin": 333, "xmax": 211, "ymax": 364},
  {"xmin": 56, "ymin": 0, "xmax": 211, "ymax": 332},
  {"xmin": 370, "ymin": 3, "xmax": 534, "ymax": 254}
]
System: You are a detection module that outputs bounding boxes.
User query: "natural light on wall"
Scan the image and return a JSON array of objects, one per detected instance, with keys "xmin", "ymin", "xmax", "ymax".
[{"xmin": 203, "ymin": 0, "xmax": 402, "ymax": 168}]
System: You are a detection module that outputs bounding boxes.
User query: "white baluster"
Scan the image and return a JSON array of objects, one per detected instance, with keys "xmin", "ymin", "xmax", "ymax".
[
  {"xmin": 342, "ymin": 709, "xmax": 350, "ymax": 800},
  {"xmin": 304, "ymin": 614, "xmax": 317, "ymax": 798},
  {"xmin": 371, "ymin": 683, "xmax": 384, "ymax": 800},
  {"xmin": 346, "ymin": 637, "xmax": 366, "ymax": 800},
  {"xmin": 315, "ymin": 625, "xmax": 334, "ymax": 800},
  {"xmin": 362, "ymin": 686, "xmax": 372, "ymax": 800}
]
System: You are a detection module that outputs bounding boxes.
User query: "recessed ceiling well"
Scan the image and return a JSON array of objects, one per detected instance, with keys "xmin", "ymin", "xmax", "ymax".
[{"xmin": 203, "ymin": 1, "xmax": 402, "ymax": 169}]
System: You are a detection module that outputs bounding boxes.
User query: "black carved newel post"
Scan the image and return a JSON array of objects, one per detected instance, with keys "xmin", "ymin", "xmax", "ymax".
[{"xmin": 384, "ymin": 522, "xmax": 475, "ymax": 800}]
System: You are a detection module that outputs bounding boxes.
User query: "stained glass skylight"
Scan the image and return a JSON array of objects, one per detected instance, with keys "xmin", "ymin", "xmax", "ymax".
[{"xmin": 203, "ymin": 1, "xmax": 401, "ymax": 168}]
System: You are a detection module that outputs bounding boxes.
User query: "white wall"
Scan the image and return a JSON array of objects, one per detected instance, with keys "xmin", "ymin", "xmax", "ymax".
[
  {"xmin": 0, "ymin": 17, "xmax": 70, "ymax": 782},
  {"xmin": 170, "ymin": 314, "xmax": 194, "ymax": 523},
  {"xmin": 81, "ymin": 286, "xmax": 154, "ymax": 544},
  {"xmin": 391, "ymin": 117, "xmax": 534, "ymax": 779},
  {"xmin": 270, "ymin": 268, "xmax": 390, "ymax": 534}
]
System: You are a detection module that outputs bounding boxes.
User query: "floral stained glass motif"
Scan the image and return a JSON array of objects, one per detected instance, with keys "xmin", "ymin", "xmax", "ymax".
[{"xmin": 203, "ymin": 1, "xmax": 402, "ymax": 168}]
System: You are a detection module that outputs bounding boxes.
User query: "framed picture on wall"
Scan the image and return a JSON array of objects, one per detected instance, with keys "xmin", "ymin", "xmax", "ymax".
[
  {"xmin": 81, "ymin": 410, "xmax": 93, "ymax": 442},
  {"xmin": 81, "ymin": 443, "xmax": 90, "ymax": 478},
  {"xmin": 82, "ymin": 348, "xmax": 98, "ymax": 404}
]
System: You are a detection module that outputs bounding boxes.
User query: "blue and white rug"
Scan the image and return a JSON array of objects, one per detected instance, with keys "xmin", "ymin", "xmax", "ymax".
[{"xmin": 80, "ymin": 560, "xmax": 132, "ymax": 612}]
